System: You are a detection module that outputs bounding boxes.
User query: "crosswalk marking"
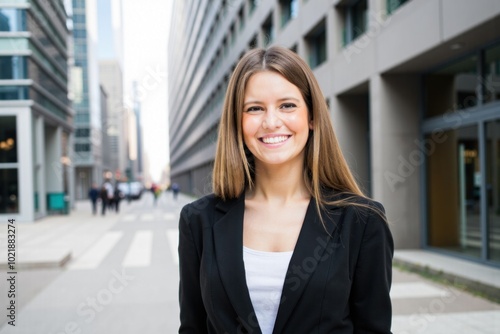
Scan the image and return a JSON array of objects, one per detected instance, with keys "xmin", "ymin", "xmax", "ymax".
[
  {"xmin": 390, "ymin": 282, "xmax": 450, "ymax": 299},
  {"xmin": 141, "ymin": 213, "xmax": 155, "ymax": 221},
  {"xmin": 122, "ymin": 230, "xmax": 153, "ymax": 267},
  {"xmin": 166, "ymin": 229, "xmax": 179, "ymax": 264},
  {"xmin": 163, "ymin": 213, "xmax": 177, "ymax": 221},
  {"xmin": 122, "ymin": 214, "xmax": 136, "ymax": 221},
  {"xmin": 68, "ymin": 231, "xmax": 123, "ymax": 270}
]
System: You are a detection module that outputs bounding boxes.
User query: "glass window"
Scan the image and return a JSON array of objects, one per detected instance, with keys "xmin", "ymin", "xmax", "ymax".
[
  {"xmin": 343, "ymin": 0, "xmax": 367, "ymax": 46},
  {"xmin": 0, "ymin": 8, "xmax": 26, "ymax": 32},
  {"xmin": 306, "ymin": 21, "xmax": 327, "ymax": 69},
  {"xmin": 387, "ymin": 0, "xmax": 410, "ymax": 15},
  {"xmin": 280, "ymin": 0, "xmax": 298, "ymax": 27},
  {"xmin": 75, "ymin": 128, "xmax": 90, "ymax": 137},
  {"xmin": 427, "ymin": 125, "xmax": 482, "ymax": 259},
  {"xmin": 0, "ymin": 56, "xmax": 27, "ymax": 80},
  {"xmin": 486, "ymin": 120, "xmax": 500, "ymax": 263},
  {"xmin": 238, "ymin": 7, "xmax": 245, "ymax": 31},
  {"xmin": 248, "ymin": 34, "xmax": 258, "ymax": 49},
  {"xmin": 230, "ymin": 23, "xmax": 235, "ymax": 45},
  {"xmin": 425, "ymin": 54, "xmax": 478, "ymax": 117},
  {"xmin": 0, "ymin": 116, "xmax": 17, "ymax": 163},
  {"xmin": 351, "ymin": 0, "xmax": 367, "ymax": 40},
  {"xmin": 75, "ymin": 143, "xmax": 90, "ymax": 152},
  {"xmin": 484, "ymin": 44, "xmax": 500, "ymax": 105},
  {"xmin": 262, "ymin": 14, "xmax": 274, "ymax": 46},
  {"xmin": 0, "ymin": 169, "xmax": 18, "ymax": 214},
  {"xmin": 0, "ymin": 85, "xmax": 29, "ymax": 100},
  {"xmin": 248, "ymin": 0, "xmax": 258, "ymax": 15}
]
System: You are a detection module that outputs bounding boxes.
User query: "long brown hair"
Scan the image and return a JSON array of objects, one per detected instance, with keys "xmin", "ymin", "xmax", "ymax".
[{"xmin": 213, "ymin": 46, "xmax": 376, "ymax": 221}]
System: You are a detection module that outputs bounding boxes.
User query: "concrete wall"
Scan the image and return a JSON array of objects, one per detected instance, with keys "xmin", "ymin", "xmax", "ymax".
[
  {"xmin": 44, "ymin": 125, "xmax": 63, "ymax": 193},
  {"xmin": 370, "ymin": 74, "xmax": 421, "ymax": 248},
  {"xmin": 331, "ymin": 94, "xmax": 371, "ymax": 195}
]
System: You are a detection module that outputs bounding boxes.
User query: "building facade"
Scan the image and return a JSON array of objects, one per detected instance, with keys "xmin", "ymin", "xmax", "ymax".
[
  {"xmin": 0, "ymin": 0, "xmax": 74, "ymax": 222},
  {"xmin": 71, "ymin": 0, "xmax": 102, "ymax": 199},
  {"xmin": 168, "ymin": 0, "xmax": 500, "ymax": 266},
  {"xmin": 97, "ymin": 0, "xmax": 127, "ymax": 180},
  {"xmin": 98, "ymin": 59, "xmax": 124, "ymax": 177}
]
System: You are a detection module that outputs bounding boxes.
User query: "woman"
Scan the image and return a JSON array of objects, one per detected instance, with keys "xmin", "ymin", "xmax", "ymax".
[{"xmin": 178, "ymin": 46, "xmax": 393, "ymax": 333}]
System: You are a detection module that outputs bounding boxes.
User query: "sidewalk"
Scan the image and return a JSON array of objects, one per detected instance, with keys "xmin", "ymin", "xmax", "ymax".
[
  {"xmin": 0, "ymin": 198, "xmax": 137, "ymax": 270},
  {"xmin": 0, "ymin": 193, "xmax": 195, "ymax": 270},
  {"xmin": 394, "ymin": 249, "xmax": 500, "ymax": 301}
]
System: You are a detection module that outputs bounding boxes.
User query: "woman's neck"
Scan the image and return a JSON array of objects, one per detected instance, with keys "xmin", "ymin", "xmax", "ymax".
[{"xmin": 248, "ymin": 159, "xmax": 309, "ymax": 204}]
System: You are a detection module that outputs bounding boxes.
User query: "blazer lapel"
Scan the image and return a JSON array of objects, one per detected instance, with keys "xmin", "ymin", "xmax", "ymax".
[
  {"xmin": 213, "ymin": 194, "xmax": 262, "ymax": 334},
  {"xmin": 273, "ymin": 198, "xmax": 343, "ymax": 333}
]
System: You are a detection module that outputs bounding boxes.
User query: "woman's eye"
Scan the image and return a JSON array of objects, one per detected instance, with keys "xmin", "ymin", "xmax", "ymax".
[
  {"xmin": 281, "ymin": 103, "xmax": 296, "ymax": 110},
  {"xmin": 246, "ymin": 106, "xmax": 262, "ymax": 112}
]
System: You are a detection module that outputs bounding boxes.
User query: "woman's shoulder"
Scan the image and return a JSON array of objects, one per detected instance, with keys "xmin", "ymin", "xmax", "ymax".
[{"xmin": 180, "ymin": 193, "xmax": 218, "ymax": 216}]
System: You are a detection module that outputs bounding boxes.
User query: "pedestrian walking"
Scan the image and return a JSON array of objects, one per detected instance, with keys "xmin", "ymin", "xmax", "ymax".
[
  {"xmin": 151, "ymin": 183, "xmax": 161, "ymax": 206},
  {"xmin": 171, "ymin": 182, "xmax": 180, "ymax": 200},
  {"xmin": 113, "ymin": 185, "xmax": 123, "ymax": 213},
  {"xmin": 88, "ymin": 183, "xmax": 99, "ymax": 215},
  {"xmin": 103, "ymin": 180, "xmax": 114, "ymax": 211},
  {"xmin": 99, "ymin": 184, "xmax": 108, "ymax": 216},
  {"xmin": 178, "ymin": 46, "xmax": 394, "ymax": 333}
]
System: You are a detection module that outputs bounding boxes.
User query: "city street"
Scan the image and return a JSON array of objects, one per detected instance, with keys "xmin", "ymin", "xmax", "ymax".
[{"xmin": 0, "ymin": 192, "xmax": 183, "ymax": 334}]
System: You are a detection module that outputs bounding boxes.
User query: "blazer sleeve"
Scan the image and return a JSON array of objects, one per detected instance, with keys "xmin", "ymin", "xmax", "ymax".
[
  {"xmin": 350, "ymin": 203, "xmax": 394, "ymax": 334},
  {"xmin": 178, "ymin": 205, "xmax": 207, "ymax": 333}
]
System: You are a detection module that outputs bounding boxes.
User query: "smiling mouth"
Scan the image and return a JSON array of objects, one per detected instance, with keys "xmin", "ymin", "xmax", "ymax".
[{"xmin": 260, "ymin": 135, "xmax": 291, "ymax": 144}]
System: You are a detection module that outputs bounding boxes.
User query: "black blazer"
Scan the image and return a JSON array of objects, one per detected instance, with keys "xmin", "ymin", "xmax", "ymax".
[{"xmin": 178, "ymin": 192, "xmax": 394, "ymax": 334}]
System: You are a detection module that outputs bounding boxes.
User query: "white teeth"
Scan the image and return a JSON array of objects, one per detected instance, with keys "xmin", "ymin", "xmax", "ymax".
[{"xmin": 262, "ymin": 136, "xmax": 288, "ymax": 144}]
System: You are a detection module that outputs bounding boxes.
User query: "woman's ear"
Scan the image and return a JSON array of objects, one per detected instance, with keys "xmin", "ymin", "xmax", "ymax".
[{"xmin": 309, "ymin": 120, "xmax": 314, "ymax": 130}]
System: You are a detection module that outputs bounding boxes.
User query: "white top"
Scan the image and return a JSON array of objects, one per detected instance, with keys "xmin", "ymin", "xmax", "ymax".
[{"xmin": 243, "ymin": 246, "xmax": 293, "ymax": 334}]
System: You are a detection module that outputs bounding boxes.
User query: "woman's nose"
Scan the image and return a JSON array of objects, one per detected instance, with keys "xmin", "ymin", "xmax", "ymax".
[{"xmin": 262, "ymin": 109, "xmax": 283, "ymax": 129}]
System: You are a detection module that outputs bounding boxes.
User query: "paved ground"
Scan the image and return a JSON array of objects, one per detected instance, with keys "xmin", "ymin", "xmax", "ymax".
[{"xmin": 0, "ymin": 192, "xmax": 498, "ymax": 333}]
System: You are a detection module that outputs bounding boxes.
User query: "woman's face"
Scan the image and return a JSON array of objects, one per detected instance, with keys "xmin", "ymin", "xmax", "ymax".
[{"xmin": 242, "ymin": 71, "xmax": 312, "ymax": 168}]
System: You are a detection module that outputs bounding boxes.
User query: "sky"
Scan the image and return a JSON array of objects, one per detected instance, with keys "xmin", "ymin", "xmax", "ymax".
[{"xmin": 122, "ymin": 0, "xmax": 172, "ymax": 182}]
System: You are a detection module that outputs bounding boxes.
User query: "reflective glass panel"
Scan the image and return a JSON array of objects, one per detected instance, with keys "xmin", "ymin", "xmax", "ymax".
[
  {"xmin": 485, "ymin": 44, "xmax": 500, "ymax": 104},
  {"xmin": 427, "ymin": 125, "xmax": 482, "ymax": 258},
  {"xmin": 0, "ymin": 9, "xmax": 26, "ymax": 32},
  {"xmin": 0, "ymin": 168, "xmax": 18, "ymax": 214},
  {"xmin": 0, "ymin": 116, "xmax": 17, "ymax": 163},
  {"xmin": 425, "ymin": 54, "xmax": 478, "ymax": 117},
  {"xmin": 486, "ymin": 119, "xmax": 500, "ymax": 262}
]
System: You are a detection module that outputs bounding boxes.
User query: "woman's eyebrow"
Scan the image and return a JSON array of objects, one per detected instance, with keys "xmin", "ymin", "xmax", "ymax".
[{"xmin": 243, "ymin": 97, "xmax": 300, "ymax": 106}]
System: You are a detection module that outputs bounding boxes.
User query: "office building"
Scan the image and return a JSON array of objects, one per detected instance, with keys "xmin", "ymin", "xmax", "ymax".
[
  {"xmin": 97, "ymin": 0, "xmax": 127, "ymax": 179},
  {"xmin": 0, "ymin": 0, "xmax": 74, "ymax": 222},
  {"xmin": 71, "ymin": 0, "xmax": 102, "ymax": 199},
  {"xmin": 168, "ymin": 0, "xmax": 500, "ymax": 266}
]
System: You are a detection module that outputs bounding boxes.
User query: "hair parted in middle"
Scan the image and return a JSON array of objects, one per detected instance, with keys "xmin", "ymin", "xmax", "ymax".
[{"xmin": 213, "ymin": 45, "xmax": 366, "ymax": 215}]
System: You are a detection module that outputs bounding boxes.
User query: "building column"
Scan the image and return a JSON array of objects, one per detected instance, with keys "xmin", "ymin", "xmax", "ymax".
[
  {"xmin": 330, "ymin": 94, "xmax": 371, "ymax": 195},
  {"xmin": 18, "ymin": 109, "xmax": 34, "ymax": 222},
  {"xmin": 44, "ymin": 125, "xmax": 63, "ymax": 193},
  {"xmin": 35, "ymin": 115, "xmax": 46, "ymax": 217},
  {"xmin": 68, "ymin": 131, "xmax": 76, "ymax": 209},
  {"xmin": 369, "ymin": 74, "xmax": 421, "ymax": 249}
]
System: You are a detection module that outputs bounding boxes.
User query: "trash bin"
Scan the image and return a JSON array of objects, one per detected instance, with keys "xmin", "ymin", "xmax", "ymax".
[{"xmin": 47, "ymin": 192, "xmax": 69, "ymax": 215}]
